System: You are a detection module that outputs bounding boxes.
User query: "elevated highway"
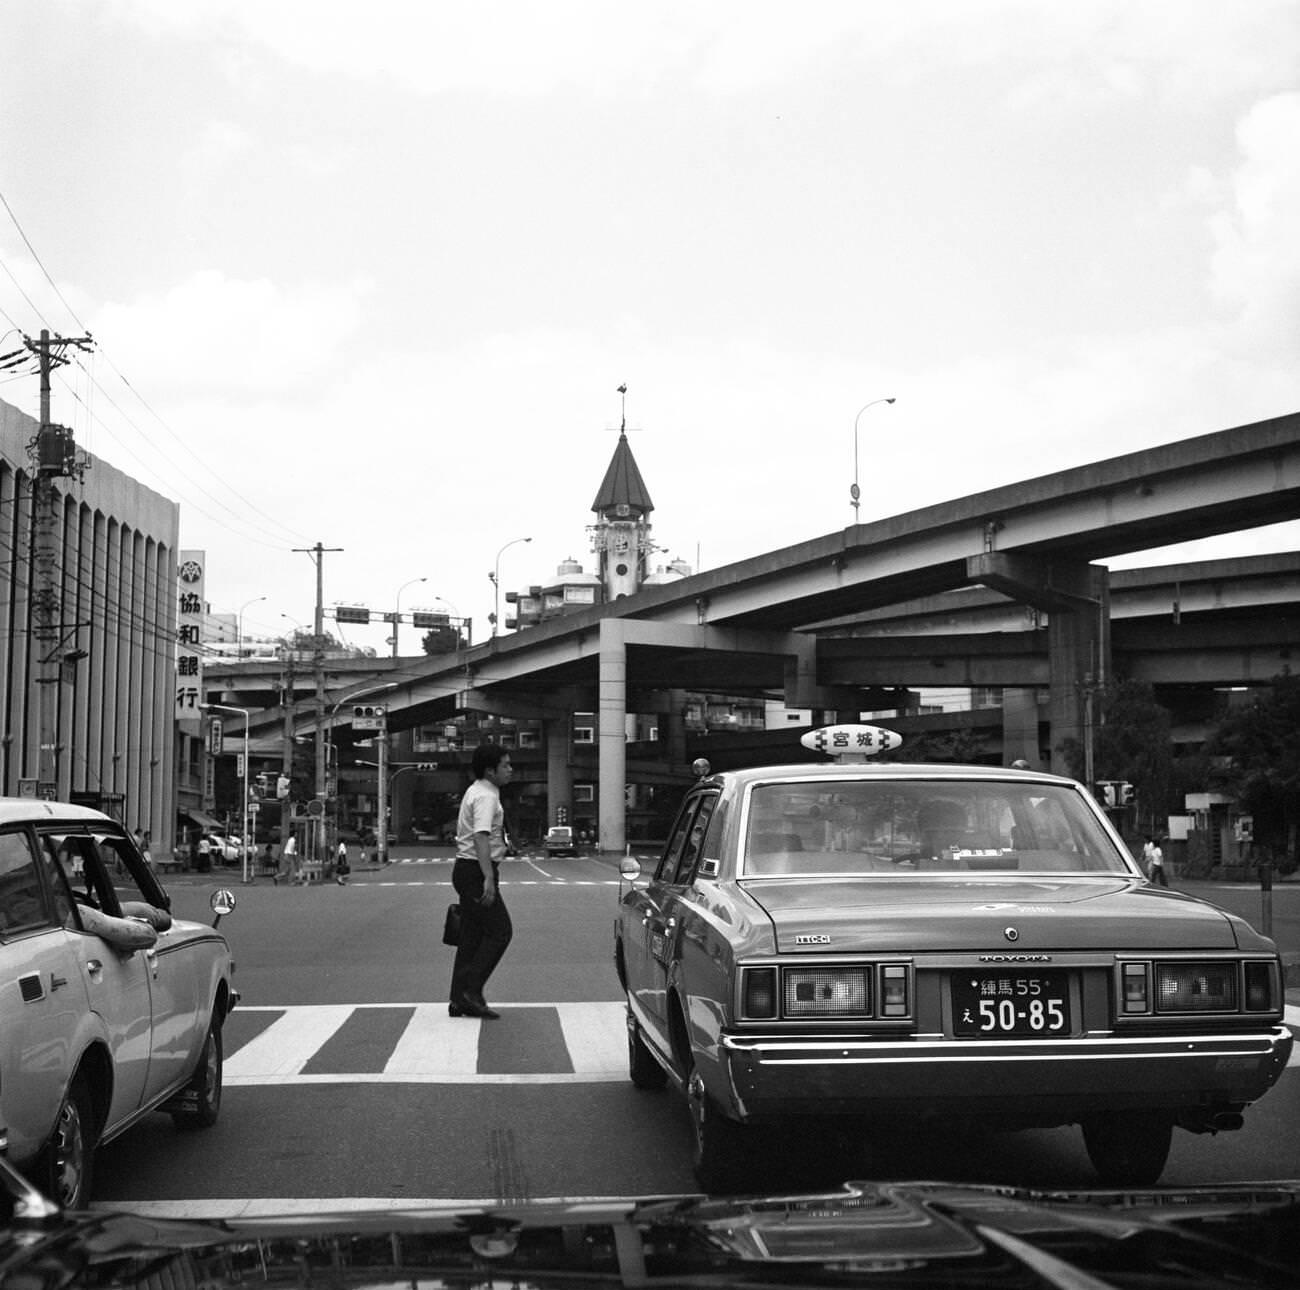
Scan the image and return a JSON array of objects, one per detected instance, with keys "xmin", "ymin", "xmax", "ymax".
[{"xmin": 211, "ymin": 411, "xmax": 1300, "ymax": 851}]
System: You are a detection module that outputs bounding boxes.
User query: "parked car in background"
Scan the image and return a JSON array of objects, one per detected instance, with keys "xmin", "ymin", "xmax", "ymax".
[
  {"xmin": 0, "ymin": 799, "xmax": 239, "ymax": 1208},
  {"xmin": 615, "ymin": 725, "xmax": 1293, "ymax": 1192},
  {"xmin": 544, "ymin": 825, "xmax": 578, "ymax": 856},
  {"xmin": 205, "ymin": 833, "xmax": 244, "ymax": 863}
]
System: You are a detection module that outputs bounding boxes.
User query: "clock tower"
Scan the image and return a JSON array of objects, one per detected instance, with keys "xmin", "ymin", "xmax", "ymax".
[{"xmin": 590, "ymin": 420, "xmax": 655, "ymax": 603}]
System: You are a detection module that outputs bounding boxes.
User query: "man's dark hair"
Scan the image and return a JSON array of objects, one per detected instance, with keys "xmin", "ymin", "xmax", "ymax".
[{"xmin": 472, "ymin": 742, "xmax": 510, "ymax": 780}]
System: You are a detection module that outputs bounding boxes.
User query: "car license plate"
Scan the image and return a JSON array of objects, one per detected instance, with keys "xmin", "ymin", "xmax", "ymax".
[{"xmin": 952, "ymin": 971, "xmax": 1070, "ymax": 1037}]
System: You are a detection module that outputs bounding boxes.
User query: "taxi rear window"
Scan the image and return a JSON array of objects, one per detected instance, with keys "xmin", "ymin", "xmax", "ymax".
[{"xmin": 742, "ymin": 781, "xmax": 1127, "ymax": 876}]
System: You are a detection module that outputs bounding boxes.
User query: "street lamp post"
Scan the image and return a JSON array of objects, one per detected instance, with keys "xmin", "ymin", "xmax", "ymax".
[
  {"xmin": 325, "ymin": 680, "xmax": 397, "ymax": 860},
  {"xmin": 490, "ymin": 536, "xmax": 532, "ymax": 637},
  {"xmin": 200, "ymin": 703, "xmax": 252, "ymax": 885},
  {"xmin": 391, "ymin": 576, "xmax": 428, "ymax": 658},
  {"xmin": 237, "ymin": 596, "xmax": 267, "ymax": 659},
  {"xmin": 851, "ymin": 397, "xmax": 897, "ymax": 521}
]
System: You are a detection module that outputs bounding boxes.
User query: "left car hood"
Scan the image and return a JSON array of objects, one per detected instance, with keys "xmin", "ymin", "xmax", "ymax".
[
  {"xmin": 738, "ymin": 878, "xmax": 1242, "ymax": 953},
  {"xmin": 3, "ymin": 1181, "xmax": 1298, "ymax": 1289}
]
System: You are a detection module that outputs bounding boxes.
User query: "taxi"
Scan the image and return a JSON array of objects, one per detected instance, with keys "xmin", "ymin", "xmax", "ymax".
[
  {"xmin": 614, "ymin": 726, "xmax": 1292, "ymax": 1192},
  {"xmin": 0, "ymin": 799, "xmax": 238, "ymax": 1208}
]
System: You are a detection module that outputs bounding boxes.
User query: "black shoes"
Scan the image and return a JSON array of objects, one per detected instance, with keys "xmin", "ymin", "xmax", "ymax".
[{"xmin": 448, "ymin": 995, "xmax": 500, "ymax": 1020}]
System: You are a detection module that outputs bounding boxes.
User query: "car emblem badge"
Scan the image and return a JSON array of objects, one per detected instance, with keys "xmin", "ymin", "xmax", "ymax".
[{"xmin": 1003, "ymin": 926, "xmax": 1020, "ymax": 942}]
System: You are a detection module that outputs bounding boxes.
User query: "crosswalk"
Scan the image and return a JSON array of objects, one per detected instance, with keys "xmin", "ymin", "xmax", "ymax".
[{"xmin": 224, "ymin": 1001, "xmax": 631, "ymax": 1085}]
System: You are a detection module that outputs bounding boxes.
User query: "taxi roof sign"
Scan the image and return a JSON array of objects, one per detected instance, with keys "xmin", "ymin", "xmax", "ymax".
[{"xmin": 801, "ymin": 723, "xmax": 901, "ymax": 761}]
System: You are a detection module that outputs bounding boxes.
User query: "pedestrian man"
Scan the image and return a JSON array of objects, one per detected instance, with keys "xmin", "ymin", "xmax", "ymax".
[
  {"xmin": 196, "ymin": 834, "xmax": 212, "ymax": 873},
  {"xmin": 276, "ymin": 833, "xmax": 298, "ymax": 886},
  {"xmin": 335, "ymin": 839, "xmax": 351, "ymax": 885},
  {"xmin": 1144, "ymin": 835, "xmax": 1168, "ymax": 887},
  {"xmin": 448, "ymin": 743, "xmax": 514, "ymax": 1020}
]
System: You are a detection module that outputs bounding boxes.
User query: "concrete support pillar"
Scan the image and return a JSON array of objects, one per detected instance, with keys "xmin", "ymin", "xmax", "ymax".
[
  {"xmin": 662, "ymin": 690, "xmax": 688, "ymax": 771},
  {"xmin": 544, "ymin": 714, "xmax": 573, "ymax": 827},
  {"xmin": 1047, "ymin": 568, "xmax": 1110, "ymax": 778},
  {"xmin": 598, "ymin": 620, "xmax": 628, "ymax": 854},
  {"xmin": 1001, "ymin": 687, "xmax": 1041, "ymax": 767}
]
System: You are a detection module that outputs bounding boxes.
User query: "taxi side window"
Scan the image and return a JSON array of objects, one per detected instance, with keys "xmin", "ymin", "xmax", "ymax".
[
  {"xmin": 659, "ymin": 793, "xmax": 719, "ymax": 886},
  {"xmin": 656, "ymin": 797, "xmax": 702, "ymax": 884},
  {"xmin": 0, "ymin": 829, "xmax": 53, "ymax": 936}
]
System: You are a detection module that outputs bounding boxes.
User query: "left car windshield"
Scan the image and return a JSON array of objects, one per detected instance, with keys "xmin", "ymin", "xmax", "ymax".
[{"xmin": 741, "ymin": 779, "xmax": 1130, "ymax": 876}]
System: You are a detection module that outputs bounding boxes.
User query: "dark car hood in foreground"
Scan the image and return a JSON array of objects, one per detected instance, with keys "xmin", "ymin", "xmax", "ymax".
[
  {"xmin": 4, "ymin": 1180, "xmax": 1299, "ymax": 1290},
  {"xmin": 739, "ymin": 877, "xmax": 1243, "ymax": 953}
]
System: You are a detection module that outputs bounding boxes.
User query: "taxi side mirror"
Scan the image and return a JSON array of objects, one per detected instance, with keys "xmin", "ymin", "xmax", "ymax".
[{"xmin": 619, "ymin": 857, "xmax": 641, "ymax": 882}]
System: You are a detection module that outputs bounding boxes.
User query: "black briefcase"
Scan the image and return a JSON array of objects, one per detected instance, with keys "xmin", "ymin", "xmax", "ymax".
[{"xmin": 442, "ymin": 902, "xmax": 462, "ymax": 946}]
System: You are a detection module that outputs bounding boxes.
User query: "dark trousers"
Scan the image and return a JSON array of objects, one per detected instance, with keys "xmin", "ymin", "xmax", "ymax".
[{"xmin": 450, "ymin": 859, "xmax": 512, "ymax": 1004}]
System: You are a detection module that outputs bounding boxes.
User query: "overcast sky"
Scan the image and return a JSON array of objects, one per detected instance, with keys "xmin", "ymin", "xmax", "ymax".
[{"xmin": 2, "ymin": 1, "xmax": 1297, "ymax": 653}]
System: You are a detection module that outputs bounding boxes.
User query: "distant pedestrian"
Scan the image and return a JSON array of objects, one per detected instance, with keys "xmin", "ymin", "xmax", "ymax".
[
  {"xmin": 1145, "ymin": 836, "xmax": 1168, "ymax": 887},
  {"xmin": 335, "ymin": 840, "xmax": 351, "ymax": 885},
  {"xmin": 276, "ymin": 834, "xmax": 298, "ymax": 886},
  {"xmin": 448, "ymin": 743, "xmax": 515, "ymax": 1020},
  {"xmin": 197, "ymin": 834, "xmax": 212, "ymax": 873}
]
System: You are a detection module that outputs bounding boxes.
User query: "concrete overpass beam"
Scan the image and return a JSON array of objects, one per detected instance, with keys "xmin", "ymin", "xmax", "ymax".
[
  {"xmin": 966, "ymin": 552, "xmax": 1103, "ymax": 614},
  {"xmin": 598, "ymin": 620, "xmax": 628, "ymax": 854}
]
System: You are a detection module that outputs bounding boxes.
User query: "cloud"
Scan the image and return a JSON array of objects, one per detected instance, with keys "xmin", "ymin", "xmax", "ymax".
[
  {"xmin": 1207, "ymin": 92, "xmax": 1300, "ymax": 356},
  {"xmin": 94, "ymin": 269, "xmax": 372, "ymax": 397}
]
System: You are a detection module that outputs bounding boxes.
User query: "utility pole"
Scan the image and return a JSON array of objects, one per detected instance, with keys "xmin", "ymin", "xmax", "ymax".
[
  {"xmin": 294, "ymin": 542, "xmax": 342, "ymax": 864},
  {"xmin": 27, "ymin": 329, "xmax": 94, "ymax": 798}
]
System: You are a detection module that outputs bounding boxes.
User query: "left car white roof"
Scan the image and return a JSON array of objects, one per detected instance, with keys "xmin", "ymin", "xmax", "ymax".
[{"xmin": 0, "ymin": 798, "xmax": 116, "ymax": 826}]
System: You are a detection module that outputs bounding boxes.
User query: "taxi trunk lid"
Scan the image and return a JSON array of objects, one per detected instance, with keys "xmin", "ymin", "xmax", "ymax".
[{"xmin": 739, "ymin": 877, "xmax": 1240, "ymax": 953}]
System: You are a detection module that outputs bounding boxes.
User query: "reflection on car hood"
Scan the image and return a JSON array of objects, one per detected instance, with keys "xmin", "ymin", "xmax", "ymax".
[
  {"xmin": 739, "ymin": 878, "xmax": 1239, "ymax": 952},
  {"xmin": 3, "ymin": 1180, "xmax": 1298, "ymax": 1289}
]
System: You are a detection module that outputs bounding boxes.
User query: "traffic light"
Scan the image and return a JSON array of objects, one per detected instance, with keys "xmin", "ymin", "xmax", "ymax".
[
  {"xmin": 557, "ymin": 805, "xmax": 569, "ymax": 826},
  {"xmin": 353, "ymin": 704, "xmax": 388, "ymax": 730}
]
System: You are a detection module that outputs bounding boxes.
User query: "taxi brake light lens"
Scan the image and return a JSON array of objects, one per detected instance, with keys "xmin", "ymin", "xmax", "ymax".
[
  {"xmin": 880, "ymin": 964, "xmax": 909, "ymax": 1017},
  {"xmin": 1244, "ymin": 960, "xmax": 1276, "ymax": 1012},
  {"xmin": 742, "ymin": 967, "xmax": 778, "ymax": 1019},
  {"xmin": 1122, "ymin": 963, "xmax": 1149, "ymax": 1013}
]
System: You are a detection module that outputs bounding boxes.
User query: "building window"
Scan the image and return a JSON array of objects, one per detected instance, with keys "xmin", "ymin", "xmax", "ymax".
[
  {"xmin": 574, "ymin": 783, "xmax": 594, "ymax": 803},
  {"xmin": 574, "ymin": 713, "xmax": 594, "ymax": 744}
]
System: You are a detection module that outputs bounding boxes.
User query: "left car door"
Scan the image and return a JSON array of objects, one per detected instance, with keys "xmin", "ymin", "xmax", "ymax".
[{"xmin": 42, "ymin": 831, "xmax": 154, "ymax": 1126}]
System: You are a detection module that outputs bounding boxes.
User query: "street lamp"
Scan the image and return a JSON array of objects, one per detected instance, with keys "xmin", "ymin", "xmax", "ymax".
[
  {"xmin": 851, "ymin": 397, "xmax": 896, "ymax": 521},
  {"xmin": 490, "ymin": 536, "xmax": 532, "ymax": 637},
  {"xmin": 237, "ymin": 596, "xmax": 266, "ymax": 658},
  {"xmin": 200, "ymin": 703, "xmax": 252, "ymax": 885},
  {"xmin": 391, "ymin": 576, "xmax": 428, "ymax": 658}
]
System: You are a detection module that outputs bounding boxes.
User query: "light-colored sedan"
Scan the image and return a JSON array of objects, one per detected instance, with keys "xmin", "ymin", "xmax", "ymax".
[
  {"xmin": 0, "ymin": 799, "xmax": 238, "ymax": 1207},
  {"xmin": 615, "ymin": 726, "xmax": 1292, "ymax": 1192}
]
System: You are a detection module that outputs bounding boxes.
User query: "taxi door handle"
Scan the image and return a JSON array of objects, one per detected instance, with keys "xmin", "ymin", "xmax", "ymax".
[{"xmin": 85, "ymin": 959, "xmax": 103, "ymax": 979}]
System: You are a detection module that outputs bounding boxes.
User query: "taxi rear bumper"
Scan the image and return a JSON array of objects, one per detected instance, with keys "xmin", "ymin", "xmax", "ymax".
[{"xmin": 720, "ymin": 1025, "xmax": 1294, "ymax": 1123}]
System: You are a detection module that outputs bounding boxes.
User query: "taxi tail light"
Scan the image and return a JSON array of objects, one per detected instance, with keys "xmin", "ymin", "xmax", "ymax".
[
  {"xmin": 1122, "ymin": 963, "xmax": 1150, "ymax": 1013},
  {"xmin": 1244, "ymin": 960, "xmax": 1278, "ymax": 1012},
  {"xmin": 784, "ymin": 968, "xmax": 871, "ymax": 1018},
  {"xmin": 1155, "ymin": 962, "xmax": 1237, "ymax": 1013},
  {"xmin": 880, "ymin": 964, "xmax": 909, "ymax": 1017},
  {"xmin": 742, "ymin": 967, "xmax": 778, "ymax": 1020}
]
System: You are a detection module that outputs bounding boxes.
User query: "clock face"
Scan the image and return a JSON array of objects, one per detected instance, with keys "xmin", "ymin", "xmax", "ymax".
[{"xmin": 616, "ymin": 503, "xmax": 630, "ymax": 517}]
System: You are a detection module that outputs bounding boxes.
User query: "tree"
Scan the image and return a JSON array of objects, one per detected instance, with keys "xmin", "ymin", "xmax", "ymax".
[
  {"xmin": 1206, "ymin": 671, "xmax": 1300, "ymax": 872},
  {"xmin": 1091, "ymin": 680, "xmax": 1176, "ymax": 833}
]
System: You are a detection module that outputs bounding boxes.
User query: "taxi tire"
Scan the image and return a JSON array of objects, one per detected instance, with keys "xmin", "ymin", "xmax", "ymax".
[
  {"xmin": 1081, "ymin": 1112, "xmax": 1173, "ymax": 1185},
  {"xmin": 688, "ymin": 1064, "xmax": 762, "ymax": 1193},
  {"xmin": 42, "ymin": 1074, "xmax": 96, "ymax": 1210},
  {"xmin": 628, "ymin": 1016, "xmax": 668, "ymax": 1090},
  {"xmin": 173, "ymin": 1014, "xmax": 223, "ymax": 1129}
]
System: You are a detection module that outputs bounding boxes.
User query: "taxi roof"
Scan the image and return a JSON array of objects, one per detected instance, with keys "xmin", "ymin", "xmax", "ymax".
[{"xmin": 699, "ymin": 762, "xmax": 1078, "ymax": 790}]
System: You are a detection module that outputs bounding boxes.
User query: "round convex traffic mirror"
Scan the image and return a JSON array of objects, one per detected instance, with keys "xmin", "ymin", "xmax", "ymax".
[
  {"xmin": 210, "ymin": 888, "xmax": 237, "ymax": 918},
  {"xmin": 619, "ymin": 857, "xmax": 641, "ymax": 881}
]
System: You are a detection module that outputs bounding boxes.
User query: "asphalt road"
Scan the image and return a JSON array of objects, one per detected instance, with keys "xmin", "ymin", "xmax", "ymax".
[{"xmin": 89, "ymin": 850, "xmax": 1300, "ymax": 1215}]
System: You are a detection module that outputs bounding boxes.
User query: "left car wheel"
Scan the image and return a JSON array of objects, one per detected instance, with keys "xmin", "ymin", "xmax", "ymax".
[
  {"xmin": 173, "ymin": 1014, "xmax": 223, "ymax": 1129},
  {"xmin": 42, "ymin": 1074, "xmax": 97, "ymax": 1209}
]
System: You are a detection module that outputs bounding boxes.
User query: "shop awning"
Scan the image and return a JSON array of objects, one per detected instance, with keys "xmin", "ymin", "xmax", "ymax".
[{"xmin": 179, "ymin": 809, "xmax": 224, "ymax": 831}]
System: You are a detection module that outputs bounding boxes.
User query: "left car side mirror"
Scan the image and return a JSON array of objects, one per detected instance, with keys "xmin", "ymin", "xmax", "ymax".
[
  {"xmin": 619, "ymin": 857, "xmax": 641, "ymax": 882},
  {"xmin": 210, "ymin": 888, "xmax": 237, "ymax": 928}
]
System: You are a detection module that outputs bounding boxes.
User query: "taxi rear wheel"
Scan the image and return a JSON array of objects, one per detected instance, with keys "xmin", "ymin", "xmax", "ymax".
[
  {"xmin": 1082, "ymin": 1112, "xmax": 1173, "ymax": 1185},
  {"xmin": 173, "ymin": 1014, "xmax": 223, "ymax": 1129},
  {"xmin": 42, "ymin": 1074, "xmax": 96, "ymax": 1209},
  {"xmin": 688, "ymin": 1065, "xmax": 763, "ymax": 1193}
]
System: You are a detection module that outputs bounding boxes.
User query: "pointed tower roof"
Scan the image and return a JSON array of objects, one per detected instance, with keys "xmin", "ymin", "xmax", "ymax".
[{"xmin": 591, "ymin": 431, "xmax": 654, "ymax": 517}]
